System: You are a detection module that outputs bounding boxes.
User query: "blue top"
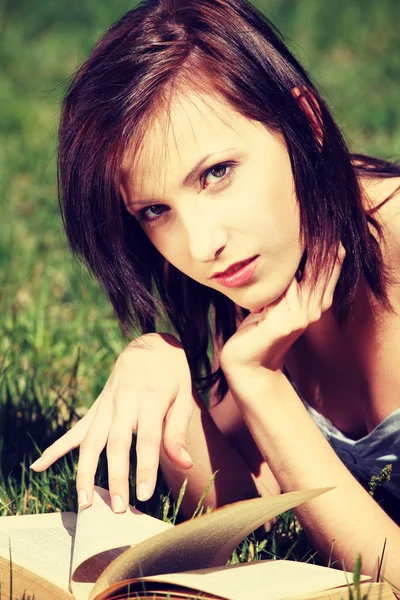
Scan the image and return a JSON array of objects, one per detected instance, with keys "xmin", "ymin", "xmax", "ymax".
[{"xmin": 286, "ymin": 373, "xmax": 400, "ymax": 500}]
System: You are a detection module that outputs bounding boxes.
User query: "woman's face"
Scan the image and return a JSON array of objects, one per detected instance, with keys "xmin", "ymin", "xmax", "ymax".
[{"xmin": 121, "ymin": 89, "xmax": 303, "ymax": 313}]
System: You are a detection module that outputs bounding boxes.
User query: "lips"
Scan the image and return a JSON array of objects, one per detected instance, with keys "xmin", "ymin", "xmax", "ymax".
[
  {"xmin": 212, "ymin": 255, "xmax": 258, "ymax": 279},
  {"xmin": 210, "ymin": 255, "xmax": 260, "ymax": 288}
]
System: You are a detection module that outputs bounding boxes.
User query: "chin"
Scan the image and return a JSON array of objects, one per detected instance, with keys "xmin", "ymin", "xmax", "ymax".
[
  {"xmin": 246, "ymin": 301, "xmax": 272, "ymax": 314},
  {"xmin": 238, "ymin": 277, "xmax": 295, "ymax": 313}
]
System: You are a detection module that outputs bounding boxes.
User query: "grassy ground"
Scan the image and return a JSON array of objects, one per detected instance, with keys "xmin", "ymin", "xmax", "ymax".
[{"xmin": 1, "ymin": 0, "xmax": 400, "ymax": 582}]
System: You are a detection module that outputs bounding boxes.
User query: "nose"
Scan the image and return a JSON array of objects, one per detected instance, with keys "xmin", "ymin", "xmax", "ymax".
[{"xmin": 185, "ymin": 207, "xmax": 227, "ymax": 263}]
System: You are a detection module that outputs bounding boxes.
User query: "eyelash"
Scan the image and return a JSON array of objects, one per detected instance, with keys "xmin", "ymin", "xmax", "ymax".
[
  {"xmin": 200, "ymin": 162, "xmax": 234, "ymax": 188},
  {"xmin": 137, "ymin": 162, "xmax": 236, "ymax": 225}
]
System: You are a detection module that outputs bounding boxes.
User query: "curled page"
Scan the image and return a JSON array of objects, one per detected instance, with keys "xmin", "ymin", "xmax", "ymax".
[
  {"xmin": 92, "ymin": 560, "xmax": 363, "ymax": 600},
  {"xmin": 90, "ymin": 487, "xmax": 334, "ymax": 600}
]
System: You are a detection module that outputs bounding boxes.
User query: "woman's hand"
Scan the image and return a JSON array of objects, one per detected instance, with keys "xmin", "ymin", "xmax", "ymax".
[
  {"xmin": 220, "ymin": 247, "xmax": 345, "ymax": 382},
  {"xmin": 30, "ymin": 333, "xmax": 194, "ymax": 512}
]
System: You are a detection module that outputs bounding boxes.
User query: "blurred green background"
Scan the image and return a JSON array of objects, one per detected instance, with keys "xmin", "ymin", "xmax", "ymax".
[{"xmin": 1, "ymin": 0, "xmax": 400, "ymax": 513}]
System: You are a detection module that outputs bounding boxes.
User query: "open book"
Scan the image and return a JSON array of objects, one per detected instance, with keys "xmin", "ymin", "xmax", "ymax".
[{"xmin": 0, "ymin": 486, "xmax": 395, "ymax": 600}]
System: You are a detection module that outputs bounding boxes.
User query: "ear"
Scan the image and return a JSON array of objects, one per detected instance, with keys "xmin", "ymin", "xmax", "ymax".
[{"xmin": 292, "ymin": 86, "xmax": 323, "ymax": 147}]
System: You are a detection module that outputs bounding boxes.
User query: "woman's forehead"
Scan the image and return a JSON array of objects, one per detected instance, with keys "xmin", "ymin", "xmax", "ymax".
[{"xmin": 121, "ymin": 89, "xmax": 263, "ymax": 201}]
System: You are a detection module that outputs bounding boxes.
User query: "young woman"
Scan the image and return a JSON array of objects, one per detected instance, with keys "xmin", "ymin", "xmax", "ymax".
[{"xmin": 30, "ymin": 0, "xmax": 400, "ymax": 586}]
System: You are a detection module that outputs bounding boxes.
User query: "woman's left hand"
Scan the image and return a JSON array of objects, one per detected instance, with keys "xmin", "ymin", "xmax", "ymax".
[{"xmin": 220, "ymin": 246, "xmax": 345, "ymax": 381}]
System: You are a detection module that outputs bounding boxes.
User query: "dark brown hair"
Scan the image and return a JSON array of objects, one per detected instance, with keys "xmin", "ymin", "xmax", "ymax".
[{"xmin": 58, "ymin": 0, "xmax": 399, "ymax": 400}]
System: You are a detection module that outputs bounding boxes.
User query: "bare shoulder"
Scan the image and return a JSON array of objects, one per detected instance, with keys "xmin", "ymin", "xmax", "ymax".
[
  {"xmin": 361, "ymin": 174, "xmax": 400, "ymax": 217},
  {"xmin": 361, "ymin": 175, "xmax": 400, "ymax": 276}
]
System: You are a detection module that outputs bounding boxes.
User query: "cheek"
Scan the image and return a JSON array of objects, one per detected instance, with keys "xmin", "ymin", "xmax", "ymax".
[
  {"xmin": 148, "ymin": 226, "xmax": 193, "ymax": 274},
  {"xmin": 144, "ymin": 216, "xmax": 177, "ymax": 253},
  {"xmin": 234, "ymin": 171, "xmax": 300, "ymax": 248}
]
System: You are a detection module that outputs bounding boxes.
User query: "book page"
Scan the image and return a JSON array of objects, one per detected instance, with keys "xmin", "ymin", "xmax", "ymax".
[
  {"xmin": 0, "ymin": 511, "xmax": 76, "ymax": 592},
  {"xmin": 139, "ymin": 561, "xmax": 359, "ymax": 600},
  {"xmin": 92, "ymin": 561, "xmax": 370, "ymax": 600},
  {"xmin": 71, "ymin": 487, "xmax": 172, "ymax": 585},
  {"xmin": 291, "ymin": 582, "xmax": 395, "ymax": 600},
  {"xmin": 0, "ymin": 488, "xmax": 172, "ymax": 600},
  {"xmin": 0, "ymin": 556, "xmax": 73, "ymax": 600},
  {"xmin": 90, "ymin": 487, "xmax": 333, "ymax": 599}
]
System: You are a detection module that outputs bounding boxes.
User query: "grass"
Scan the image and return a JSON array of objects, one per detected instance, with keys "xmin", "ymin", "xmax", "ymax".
[{"xmin": 1, "ymin": 0, "xmax": 400, "ymax": 595}]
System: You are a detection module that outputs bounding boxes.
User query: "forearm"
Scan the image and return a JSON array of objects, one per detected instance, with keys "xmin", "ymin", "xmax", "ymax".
[
  {"xmin": 159, "ymin": 387, "xmax": 268, "ymax": 519},
  {"xmin": 227, "ymin": 369, "xmax": 400, "ymax": 587}
]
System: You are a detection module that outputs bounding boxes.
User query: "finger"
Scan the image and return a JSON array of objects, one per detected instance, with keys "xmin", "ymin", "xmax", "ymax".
[
  {"xmin": 29, "ymin": 371, "xmax": 116, "ymax": 472},
  {"xmin": 235, "ymin": 306, "xmax": 271, "ymax": 332},
  {"xmin": 106, "ymin": 388, "xmax": 138, "ymax": 512},
  {"xmin": 76, "ymin": 396, "xmax": 114, "ymax": 508},
  {"xmin": 162, "ymin": 385, "xmax": 193, "ymax": 468},
  {"xmin": 135, "ymin": 393, "xmax": 165, "ymax": 502},
  {"xmin": 30, "ymin": 403, "xmax": 99, "ymax": 471}
]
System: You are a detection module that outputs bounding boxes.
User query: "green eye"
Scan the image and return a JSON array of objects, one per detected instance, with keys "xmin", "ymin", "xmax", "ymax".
[
  {"xmin": 203, "ymin": 163, "xmax": 231, "ymax": 188},
  {"xmin": 139, "ymin": 204, "xmax": 168, "ymax": 223},
  {"xmin": 208, "ymin": 165, "xmax": 227, "ymax": 179}
]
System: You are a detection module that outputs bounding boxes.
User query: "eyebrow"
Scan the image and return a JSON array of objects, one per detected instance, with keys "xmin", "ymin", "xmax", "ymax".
[
  {"xmin": 182, "ymin": 148, "xmax": 235, "ymax": 187},
  {"xmin": 127, "ymin": 147, "xmax": 236, "ymax": 207}
]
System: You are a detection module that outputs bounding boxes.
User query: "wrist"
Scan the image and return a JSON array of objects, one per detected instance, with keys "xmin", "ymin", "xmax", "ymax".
[
  {"xmin": 220, "ymin": 344, "xmax": 286, "ymax": 382},
  {"xmin": 224, "ymin": 365, "xmax": 288, "ymax": 404}
]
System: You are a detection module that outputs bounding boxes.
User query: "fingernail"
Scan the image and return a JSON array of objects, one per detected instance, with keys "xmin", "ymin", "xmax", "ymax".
[
  {"xmin": 179, "ymin": 447, "xmax": 193, "ymax": 466},
  {"xmin": 112, "ymin": 495, "xmax": 125, "ymax": 513},
  {"xmin": 137, "ymin": 482, "xmax": 149, "ymax": 501},
  {"xmin": 78, "ymin": 489, "xmax": 88, "ymax": 508},
  {"xmin": 30, "ymin": 458, "xmax": 43, "ymax": 470}
]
